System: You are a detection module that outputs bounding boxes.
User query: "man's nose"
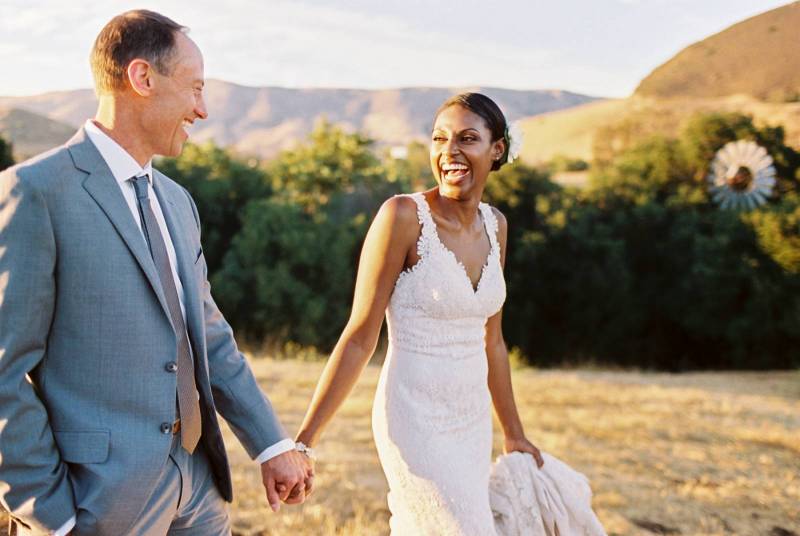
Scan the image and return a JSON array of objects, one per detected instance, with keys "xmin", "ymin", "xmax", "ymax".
[{"xmin": 195, "ymin": 94, "xmax": 208, "ymax": 120}]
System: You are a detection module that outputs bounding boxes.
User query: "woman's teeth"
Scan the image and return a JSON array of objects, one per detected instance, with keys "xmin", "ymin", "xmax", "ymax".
[{"xmin": 442, "ymin": 163, "xmax": 469, "ymax": 181}]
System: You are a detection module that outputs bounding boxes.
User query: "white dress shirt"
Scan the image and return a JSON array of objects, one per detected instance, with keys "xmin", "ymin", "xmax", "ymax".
[
  {"xmin": 52, "ymin": 122, "xmax": 294, "ymax": 536},
  {"xmin": 84, "ymin": 120, "xmax": 188, "ymax": 318}
]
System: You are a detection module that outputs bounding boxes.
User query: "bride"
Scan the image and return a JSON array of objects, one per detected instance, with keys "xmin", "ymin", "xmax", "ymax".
[{"xmin": 296, "ymin": 93, "xmax": 589, "ymax": 534}]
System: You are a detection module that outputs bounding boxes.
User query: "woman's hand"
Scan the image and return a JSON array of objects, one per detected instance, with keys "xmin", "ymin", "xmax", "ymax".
[{"xmin": 504, "ymin": 436, "xmax": 544, "ymax": 468}]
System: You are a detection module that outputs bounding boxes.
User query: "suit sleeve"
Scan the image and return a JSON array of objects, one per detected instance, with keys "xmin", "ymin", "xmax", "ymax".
[
  {"xmin": 184, "ymin": 189, "xmax": 289, "ymax": 459},
  {"xmin": 0, "ymin": 169, "xmax": 76, "ymax": 531}
]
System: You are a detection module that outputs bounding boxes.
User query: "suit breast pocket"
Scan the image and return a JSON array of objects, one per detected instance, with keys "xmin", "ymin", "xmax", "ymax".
[
  {"xmin": 54, "ymin": 430, "xmax": 110, "ymax": 464},
  {"xmin": 193, "ymin": 248, "xmax": 208, "ymax": 290}
]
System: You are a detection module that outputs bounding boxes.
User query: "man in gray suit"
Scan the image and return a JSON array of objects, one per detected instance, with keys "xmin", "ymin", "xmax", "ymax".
[{"xmin": 0, "ymin": 10, "xmax": 313, "ymax": 535}]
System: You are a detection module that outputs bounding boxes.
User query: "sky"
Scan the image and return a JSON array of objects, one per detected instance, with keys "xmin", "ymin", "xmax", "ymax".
[{"xmin": 0, "ymin": 0, "xmax": 792, "ymax": 98}]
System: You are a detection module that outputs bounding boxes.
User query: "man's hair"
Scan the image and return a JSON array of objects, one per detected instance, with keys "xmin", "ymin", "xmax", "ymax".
[{"xmin": 90, "ymin": 10, "xmax": 187, "ymax": 94}]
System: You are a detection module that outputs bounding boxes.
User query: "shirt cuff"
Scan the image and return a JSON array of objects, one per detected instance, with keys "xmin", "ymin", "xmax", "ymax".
[
  {"xmin": 53, "ymin": 515, "xmax": 76, "ymax": 536},
  {"xmin": 255, "ymin": 438, "xmax": 296, "ymax": 465}
]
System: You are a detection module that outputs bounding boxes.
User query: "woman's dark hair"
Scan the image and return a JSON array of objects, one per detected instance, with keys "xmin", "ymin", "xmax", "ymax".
[
  {"xmin": 434, "ymin": 93, "xmax": 509, "ymax": 171},
  {"xmin": 91, "ymin": 10, "xmax": 187, "ymax": 94}
]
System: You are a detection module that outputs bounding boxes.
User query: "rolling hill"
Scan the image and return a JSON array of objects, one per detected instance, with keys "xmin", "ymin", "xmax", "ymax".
[
  {"xmin": 519, "ymin": 2, "xmax": 800, "ymax": 166},
  {"xmin": 635, "ymin": 1, "xmax": 800, "ymax": 101},
  {"xmin": 520, "ymin": 95, "xmax": 800, "ymax": 164},
  {"xmin": 0, "ymin": 107, "xmax": 76, "ymax": 159}
]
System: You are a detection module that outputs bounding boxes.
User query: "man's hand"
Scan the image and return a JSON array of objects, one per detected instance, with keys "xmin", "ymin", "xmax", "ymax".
[
  {"xmin": 260, "ymin": 450, "xmax": 313, "ymax": 512},
  {"xmin": 283, "ymin": 451, "xmax": 315, "ymax": 505}
]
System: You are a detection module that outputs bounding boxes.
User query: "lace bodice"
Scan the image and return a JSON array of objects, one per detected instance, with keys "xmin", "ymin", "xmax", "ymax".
[{"xmin": 387, "ymin": 192, "xmax": 506, "ymax": 357}]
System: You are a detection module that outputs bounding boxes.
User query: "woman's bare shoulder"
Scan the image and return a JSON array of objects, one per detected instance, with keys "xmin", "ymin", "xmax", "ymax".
[{"xmin": 371, "ymin": 194, "xmax": 422, "ymax": 244}]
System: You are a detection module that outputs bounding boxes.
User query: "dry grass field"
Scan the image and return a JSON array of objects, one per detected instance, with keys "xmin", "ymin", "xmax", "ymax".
[
  {"xmin": 2, "ymin": 358, "xmax": 798, "ymax": 536},
  {"xmin": 222, "ymin": 357, "xmax": 799, "ymax": 536}
]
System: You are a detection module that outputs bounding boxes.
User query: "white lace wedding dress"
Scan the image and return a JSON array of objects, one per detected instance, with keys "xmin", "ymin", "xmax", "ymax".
[
  {"xmin": 371, "ymin": 192, "xmax": 606, "ymax": 535},
  {"xmin": 372, "ymin": 192, "xmax": 506, "ymax": 535}
]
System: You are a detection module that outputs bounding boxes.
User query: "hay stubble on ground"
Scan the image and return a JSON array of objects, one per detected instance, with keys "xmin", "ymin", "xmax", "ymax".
[
  {"xmin": 1, "ymin": 359, "xmax": 797, "ymax": 536},
  {"xmin": 223, "ymin": 358, "xmax": 799, "ymax": 536}
]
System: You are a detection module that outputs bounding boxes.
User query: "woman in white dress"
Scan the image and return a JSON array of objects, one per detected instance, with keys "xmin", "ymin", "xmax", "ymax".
[{"xmin": 296, "ymin": 93, "xmax": 543, "ymax": 535}]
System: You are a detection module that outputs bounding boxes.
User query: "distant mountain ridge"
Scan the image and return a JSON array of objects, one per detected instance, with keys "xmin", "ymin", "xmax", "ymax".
[
  {"xmin": 0, "ymin": 82, "xmax": 598, "ymax": 160},
  {"xmin": 0, "ymin": 107, "xmax": 76, "ymax": 158}
]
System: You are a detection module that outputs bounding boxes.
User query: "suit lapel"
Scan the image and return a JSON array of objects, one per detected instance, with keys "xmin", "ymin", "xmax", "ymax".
[
  {"xmin": 68, "ymin": 128, "xmax": 171, "ymax": 321},
  {"xmin": 152, "ymin": 173, "xmax": 206, "ymax": 360}
]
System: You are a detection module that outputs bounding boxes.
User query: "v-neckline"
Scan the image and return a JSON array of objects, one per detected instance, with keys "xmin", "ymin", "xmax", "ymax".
[{"xmin": 418, "ymin": 193, "xmax": 493, "ymax": 294}]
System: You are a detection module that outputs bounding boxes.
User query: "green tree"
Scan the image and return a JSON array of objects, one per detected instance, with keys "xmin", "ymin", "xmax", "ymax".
[
  {"xmin": 156, "ymin": 113, "xmax": 800, "ymax": 369},
  {"xmin": 502, "ymin": 112, "xmax": 800, "ymax": 370},
  {"xmin": 0, "ymin": 135, "xmax": 14, "ymax": 171},
  {"xmin": 589, "ymin": 136, "xmax": 695, "ymax": 206},
  {"xmin": 508, "ymin": 203, "xmax": 635, "ymax": 366},
  {"xmin": 383, "ymin": 140, "xmax": 435, "ymax": 192},
  {"xmin": 268, "ymin": 120, "xmax": 394, "ymax": 212},
  {"xmin": 213, "ymin": 121, "xmax": 400, "ymax": 350},
  {"xmin": 680, "ymin": 112, "xmax": 799, "ymax": 195},
  {"xmin": 212, "ymin": 199, "xmax": 362, "ymax": 348},
  {"xmin": 548, "ymin": 154, "xmax": 589, "ymax": 173},
  {"xmin": 159, "ymin": 142, "xmax": 271, "ymax": 275},
  {"xmin": 744, "ymin": 193, "xmax": 800, "ymax": 274}
]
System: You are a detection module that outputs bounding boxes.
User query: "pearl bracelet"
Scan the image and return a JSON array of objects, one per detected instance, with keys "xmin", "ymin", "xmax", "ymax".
[{"xmin": 295, "ymin": 441, "xmax": 316, "ymax": 460}]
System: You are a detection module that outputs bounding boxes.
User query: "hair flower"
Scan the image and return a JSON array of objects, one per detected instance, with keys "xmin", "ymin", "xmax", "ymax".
[{"xmin": 505, "ymin": 122, "xmax": 523, "ymax": 164}]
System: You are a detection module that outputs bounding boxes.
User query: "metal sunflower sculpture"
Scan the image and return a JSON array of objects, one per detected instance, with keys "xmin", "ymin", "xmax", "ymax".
[{"xmin": 707, "ymin": 140, "xmax": 776, "ymax": 210}]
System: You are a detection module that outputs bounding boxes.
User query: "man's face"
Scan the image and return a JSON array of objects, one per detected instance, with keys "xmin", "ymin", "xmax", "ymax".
[{"xmin": 148, "ymin": 33, "xmax": 207, "ymax": 157}]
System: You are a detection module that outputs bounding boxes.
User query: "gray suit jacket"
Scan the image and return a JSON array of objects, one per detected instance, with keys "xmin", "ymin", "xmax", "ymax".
[{"xmin": 0, "ymin": 129, "xmax": 287, "ymax": 534}]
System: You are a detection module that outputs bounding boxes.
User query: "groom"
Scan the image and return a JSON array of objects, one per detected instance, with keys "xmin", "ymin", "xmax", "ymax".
[{"xmin": 0, "ymin": 10, "xmax": 312, "ymax": 535}]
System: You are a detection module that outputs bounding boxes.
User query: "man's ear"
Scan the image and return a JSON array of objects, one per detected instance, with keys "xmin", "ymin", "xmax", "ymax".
[{"xmin": 127, "ymin": 59, "xmax": 154, "ymax": 96}]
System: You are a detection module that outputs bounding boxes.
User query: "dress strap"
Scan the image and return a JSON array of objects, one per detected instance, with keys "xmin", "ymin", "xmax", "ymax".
[
  {"xmin": 479, "ymin": 202, "xmax": 501, "ymax": 254},
  {"xmin": 408, "ymin": 192, "xmax": 437, "ymax": 256},
  {"xmin": 410, "ymin": 193, "xmax": 437, "ymax": 237}
]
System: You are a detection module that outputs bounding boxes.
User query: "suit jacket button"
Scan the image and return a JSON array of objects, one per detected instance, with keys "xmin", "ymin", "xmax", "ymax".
[
  {"xmin": 160, "ymin": 422, "xmax": 172, "ymax": 434},
  {"xmin": 165, "ymin": 362, "xmax": 178, "ymax": 373}
]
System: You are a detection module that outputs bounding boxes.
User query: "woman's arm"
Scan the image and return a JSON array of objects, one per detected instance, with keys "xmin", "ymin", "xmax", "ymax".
[
  {"xmin": 486, "ymin": 209, "xmax": 544, "ymax": 466},
  {"xmin": 296, "ymin": 196, "xmax": 419, "ymax": 447}
]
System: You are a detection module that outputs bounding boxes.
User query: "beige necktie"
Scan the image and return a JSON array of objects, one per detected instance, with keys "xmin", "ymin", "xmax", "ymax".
[{"xmin": 131, "ymin": 174, "xmax": 202, "ymax": 453}]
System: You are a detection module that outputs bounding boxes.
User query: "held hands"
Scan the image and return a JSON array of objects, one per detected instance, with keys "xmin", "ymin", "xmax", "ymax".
[
  {"xmin": 504, "ymin": 435, "xmax": 544, "ymax": 468},
  {"xmin": 260, "ymin": 448, "xmax": 315, "ymax": 512}
]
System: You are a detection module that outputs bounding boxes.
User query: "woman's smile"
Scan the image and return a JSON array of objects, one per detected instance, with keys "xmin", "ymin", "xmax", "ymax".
[{"xmin": 441, "ymin": 161, "xmax": 470, "ymax": 184}]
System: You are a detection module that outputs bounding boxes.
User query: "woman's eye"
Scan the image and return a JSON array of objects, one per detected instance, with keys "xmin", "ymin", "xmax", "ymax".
[{"xmin": 432, "ymin": 136, "xmax": 446, "ymax": 142}]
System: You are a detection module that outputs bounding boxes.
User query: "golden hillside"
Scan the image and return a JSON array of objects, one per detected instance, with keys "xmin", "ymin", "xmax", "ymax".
[
  {"xmin": 636, "ymin": 2, "xmax": 800, "ymax": 101},
  {"xmin": 518, "ymin": 2, "xmax": 800, "ymax": 167},
  {"xmin": 519, "ymin": 95, "xmax": 800, "ymax": 165},
  {"xmin": 519, "ymin": 99, "xmax": 626, "ymax": 164}
]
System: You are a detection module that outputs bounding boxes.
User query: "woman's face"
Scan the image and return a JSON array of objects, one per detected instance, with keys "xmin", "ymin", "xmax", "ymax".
[{"xmin": 430, "ymin": 105, "xmax": 505, "ymax": 201}]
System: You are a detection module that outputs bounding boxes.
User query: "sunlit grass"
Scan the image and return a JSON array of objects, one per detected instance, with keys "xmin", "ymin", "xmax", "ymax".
[
  {"xmin": 2, "ymin": 360, "xmax": 797, "ymax": 536},
  {"xmin": 223, "ymin": 357, "xmax": 799, "ymax": 536}
]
